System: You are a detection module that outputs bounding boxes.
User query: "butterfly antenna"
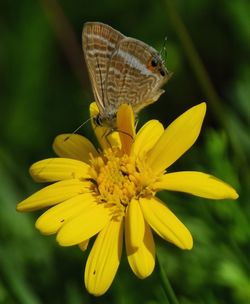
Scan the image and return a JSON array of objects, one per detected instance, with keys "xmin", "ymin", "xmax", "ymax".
[
  {"xmin": 65, "ymin": 51, "xmax": 105, "ymax": 143},
  {"xmin": 64, "ymin": 117, "xmax": 93, "ymax": 141},
  {"xmin": 63, "ymin": 53, "xmax": 105, "ymax": 141}
]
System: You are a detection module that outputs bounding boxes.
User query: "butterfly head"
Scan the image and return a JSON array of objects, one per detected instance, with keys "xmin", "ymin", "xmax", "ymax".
[
  {"xmin": 83, "ymin": 22, "xmax": 172, "ymax": 130},
  {"xmin": 93, "ymin": 112, "xmax": 117, "ymax": 129}
]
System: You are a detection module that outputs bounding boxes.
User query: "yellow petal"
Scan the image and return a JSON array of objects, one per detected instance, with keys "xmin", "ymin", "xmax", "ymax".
[
  {"xmin": 126, "ymin": 219, "xmax": 155, "ymax": 279},
  {"xmin": 79, "ymin": 239, "xmax": 89, "ymax": 252},
  {"xmin": 56, "ymin": 203, "xmax": 110, "ymax": 246},
  {"xmin": 154, "ymin": 171, "xmax": 239, "ymax": 199},
  {"xmin": 90, "ymin": 102, "xmax": 121, "ymax": 150},
  {"xmin": 30, "ymin": 158, "xmax": 91, "ymax": 182},
  {"xmin": 147, "ymin": 103, "xmax": 206, "ymax": 173},
  {"xmin": 85, "ymin": 220, "xmax": 123, "ymax": 296},
  {"xmin": 35, "ymin": 192, "xmax": 96, "ymax": 235},
  {"xmin": 131, "ymin": 120, "xmax": 164, "ymax": 157},
  {"xmin": 125, "ymin": 198, "xmax": 145, "ymax": 248},
  {"xmin": 140, "ymin": 196, "xmax": 193, "ymax": 250},
  {"xmin": 89, "ymin": 101, "xmax": 99, "ymax": 116},
  {"xmin": 16, "ymin": 179, "xmax": 90, "ymax": 212},
  {"xmin": 117, "ymin": 104, "xmax": 135, "ymax": 155},
  {"xmin": 53, "ymin": 134, "xmax": 98, "ymax": 163}
]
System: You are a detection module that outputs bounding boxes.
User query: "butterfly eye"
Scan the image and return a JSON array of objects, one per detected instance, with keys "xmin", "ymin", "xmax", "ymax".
[
  {"xmin": 94, "ymin": 114, "xmax": 102, "ymax": 126},
  {"xmin": 151, "ymin": 57, "xmax": 158, "ymax": 67}
]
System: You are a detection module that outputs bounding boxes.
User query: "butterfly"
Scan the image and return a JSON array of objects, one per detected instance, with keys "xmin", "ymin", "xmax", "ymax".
[{"xmin": 82, "ymin": 22, "xmax": 171, "ymax": 128}]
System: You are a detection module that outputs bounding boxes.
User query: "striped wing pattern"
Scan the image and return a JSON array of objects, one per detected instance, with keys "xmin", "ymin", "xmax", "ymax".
[
  {"xmin": 105, "ymin": 38, "xmax": 168, "ymax": 116},
  {"xmin": 82, "ymin": 22, "xmax": 125, "ymax": 114},
  {"xmin": 82, "ymin": 22, "xmax": 170, "ymax": 122}
]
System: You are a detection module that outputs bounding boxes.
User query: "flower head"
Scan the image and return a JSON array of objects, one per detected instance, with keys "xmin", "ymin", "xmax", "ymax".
[{"xmin": 17, "ymin": 102, "xmax": 238, "ymax": 296}]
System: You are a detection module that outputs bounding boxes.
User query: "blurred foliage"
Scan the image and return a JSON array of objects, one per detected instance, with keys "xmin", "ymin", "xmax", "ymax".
[{"xmin": 0, "ymin": 0, "xmax": 249, "ymax": 303}]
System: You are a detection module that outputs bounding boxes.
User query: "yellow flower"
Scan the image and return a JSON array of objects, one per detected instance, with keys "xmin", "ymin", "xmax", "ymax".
[{"xmin": 17, "ymin": 102, "xmax": 238, "ymax": 296}]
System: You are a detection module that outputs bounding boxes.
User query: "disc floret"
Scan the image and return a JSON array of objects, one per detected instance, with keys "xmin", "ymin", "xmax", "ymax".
[{"xmin": 90, "ymin": 148, "xmax": 158, "ymax": 219}]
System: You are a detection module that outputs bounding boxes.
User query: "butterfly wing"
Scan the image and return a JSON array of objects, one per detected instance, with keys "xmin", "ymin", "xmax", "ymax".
[
  {"xmin": 104, "ymin": 37, "xmax": 170, "ymax": 116},
  {"xmin": 82, "ymin": 22, "xmax": 125, "ymax": 114}
]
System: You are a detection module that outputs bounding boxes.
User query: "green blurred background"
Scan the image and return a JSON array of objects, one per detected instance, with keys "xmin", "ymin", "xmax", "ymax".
[{"xmin": 1, "ymin": 0, "xmax": 249, "ymax": 303}]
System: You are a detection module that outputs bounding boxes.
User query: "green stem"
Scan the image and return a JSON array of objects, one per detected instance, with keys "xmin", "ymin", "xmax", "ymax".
[{"xmin": 157, "ymin": 255, "xmax": 180, "ymax": 304}]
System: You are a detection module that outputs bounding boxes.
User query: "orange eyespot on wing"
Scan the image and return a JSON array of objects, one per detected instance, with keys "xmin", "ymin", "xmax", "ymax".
[{"xmin": 82, "ymin": 22, "xmax": 172, "ymax": 127}]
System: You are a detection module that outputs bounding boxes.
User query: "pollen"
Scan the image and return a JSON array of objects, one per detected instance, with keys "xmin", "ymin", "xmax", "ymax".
[{"xmin": 90, "ymin": 148, "xmax": 157, "ymax": 219}]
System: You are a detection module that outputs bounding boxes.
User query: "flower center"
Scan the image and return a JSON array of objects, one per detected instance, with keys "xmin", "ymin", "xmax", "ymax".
[{"xmin": 90, "ymin": 148, "xmax": 157, "ymax": 219}]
